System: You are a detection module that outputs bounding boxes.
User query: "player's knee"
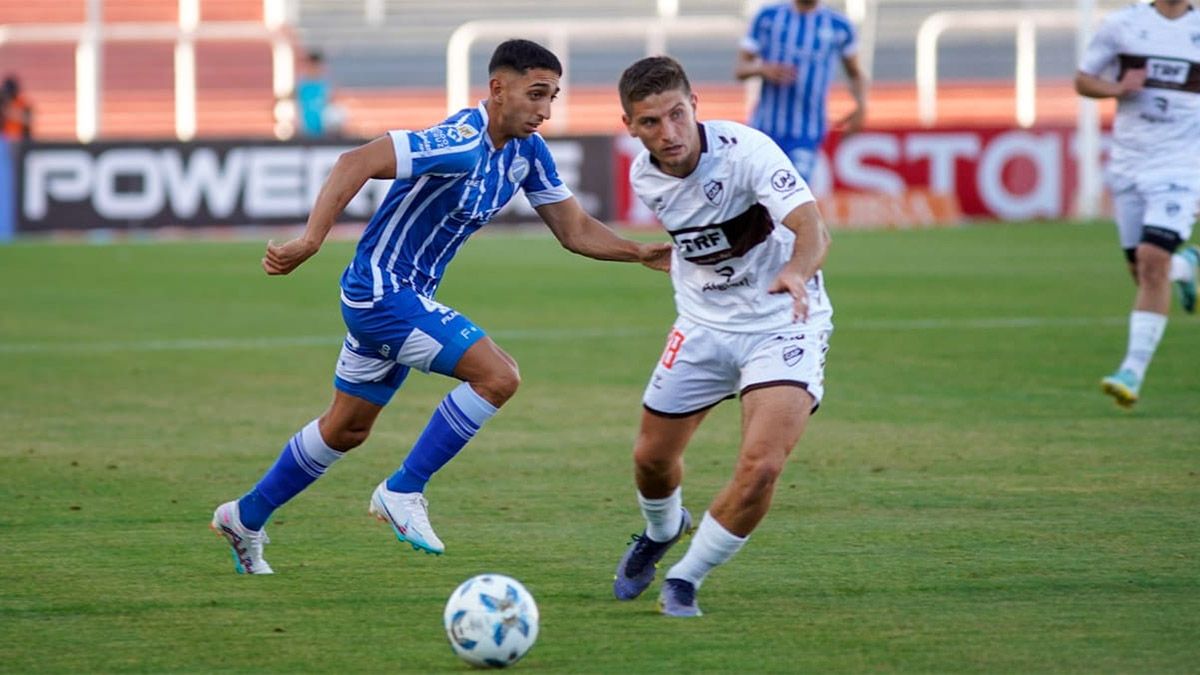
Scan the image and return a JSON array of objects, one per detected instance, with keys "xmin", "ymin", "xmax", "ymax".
[
  {"xmin": 476, "ymin": 361, "xmax": 521, "ymax": 407},
  {"xmin": 735, "ymin": 453, "xmax": 786, "ymax": 494},
  {"xmin": 323, "ymin": 422, "xmax": 371, "ymax": 451},
  {"xmin": 632, "ymin": 447, "xmax": 675, "ymax": 478}
]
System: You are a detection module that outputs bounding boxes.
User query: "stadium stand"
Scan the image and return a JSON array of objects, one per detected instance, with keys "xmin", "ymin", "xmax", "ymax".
[{"xmin": 0, "ymin": 0, "xmax": 1119, "ymax": 139}]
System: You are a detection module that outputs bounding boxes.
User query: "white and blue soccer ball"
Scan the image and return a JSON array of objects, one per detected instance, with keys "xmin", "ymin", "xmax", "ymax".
[{"xmin": 443, "ymin": 573, "xmax": 539, "ymax": 668}]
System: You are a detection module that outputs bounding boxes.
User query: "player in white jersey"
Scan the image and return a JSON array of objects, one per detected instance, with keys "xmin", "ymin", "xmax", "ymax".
[
  {"xmin": 1076, "ymin": 0, "xmax": 1200, "ymax": 408},
  {"xmin": 209, "ymin": 40, "xmax": 671, "ymax": 574},
  {"xmin": 736, "ymin": 0, "xmax": 867, "ymax": 182},
  {"xmin": 610, "ymin": 56, "xmax": 832, "ymax": 617}
]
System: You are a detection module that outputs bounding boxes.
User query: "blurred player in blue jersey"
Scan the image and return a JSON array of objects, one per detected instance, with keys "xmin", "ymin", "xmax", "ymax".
[
  {"xmin": 211, "ymin": 38, "xmax": 672, "ymax": 574},
  {"xmin": 735, "ymin": 0, "xmax": 867, "ymax": 182}
]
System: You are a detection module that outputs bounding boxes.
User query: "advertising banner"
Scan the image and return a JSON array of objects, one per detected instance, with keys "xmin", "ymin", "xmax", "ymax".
[
  {"xmin": 11, "ymin": 136, "xmax": 613, "ymax": 235},
  {"xmin": 614, "ymin": 125, "xmax": 1090, "ymax": 228},
  {"xmin": 7, "ymin": 127, "xmax": 1095, "ymax": 238}
]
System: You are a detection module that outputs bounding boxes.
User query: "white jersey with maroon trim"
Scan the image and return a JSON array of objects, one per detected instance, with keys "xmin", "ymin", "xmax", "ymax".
[
  {"xmin": 1079, "ymin": 3, "xmax": 1200, "ymax": 180},
  {"xmin": 629, "ymin": 120, "xmax": 831, "ymax": 333}
]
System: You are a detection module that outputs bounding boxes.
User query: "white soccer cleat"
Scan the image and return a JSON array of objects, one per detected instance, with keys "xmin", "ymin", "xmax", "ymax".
[
  {"xmin": 210, "ymin": 500, "xmax": 274, "ymax": 575},
  {"xmin": 369, "ymin": 482, "xmax": 445, "ymax": 555}
]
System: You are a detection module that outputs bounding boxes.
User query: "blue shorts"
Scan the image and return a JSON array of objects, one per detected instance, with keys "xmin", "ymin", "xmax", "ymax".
[
  {"xmin": 334, "ymin": 288, "xmax": 486, "ymax": 406},
  {"xmin": 780, "ymin": 144, "xmax": 819, "ymax": 183}
]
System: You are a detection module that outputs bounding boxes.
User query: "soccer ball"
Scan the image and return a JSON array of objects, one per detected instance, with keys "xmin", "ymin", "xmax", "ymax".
[{"xmin": 443, "ymin": 573, "xmax": 539, "ymax": 668}]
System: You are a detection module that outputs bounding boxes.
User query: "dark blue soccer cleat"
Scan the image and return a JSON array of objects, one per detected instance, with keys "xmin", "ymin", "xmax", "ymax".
[
  {"xmin": 657, "ymin": 578, "xmax": 702, "ymax": 617},
  {"xmin": 613, "ymin": 507, "xmax": 693, "ymax": 600}
]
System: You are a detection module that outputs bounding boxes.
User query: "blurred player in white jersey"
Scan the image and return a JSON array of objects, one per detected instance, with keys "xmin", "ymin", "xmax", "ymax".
[
  {"xmin": 735, "ymin": 0, "xmax": 867, "ymax": 182},
  {"xmin": 1076, "ymin": 0, "xmax": 1200, "ymax": 408},
  {"xmin": 610, "ymin": 56, "xmax": 832, "ymax": 616},
  {"xmin": 209, "ymin": 39, "xmax": 671, "ymax": 574}
]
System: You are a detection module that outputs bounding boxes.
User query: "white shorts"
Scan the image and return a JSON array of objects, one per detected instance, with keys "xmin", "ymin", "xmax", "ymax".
[
  {"xmin": 1108, "ymin": 172, "xmax": 1199, "ymax": 250},
  {"xmin": 641, "ymin": 316, "xmax": 832, "ymax": 417}
]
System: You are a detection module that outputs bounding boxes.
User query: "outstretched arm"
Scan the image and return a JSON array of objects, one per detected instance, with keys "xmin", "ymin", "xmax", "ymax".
[
  {"xmin": 534, "ymin": 197, "xmax": 672, "ymax": 272},
  {"xmin": 833, "ymin": 54, "xmax": 868, "ymax": 136},
  {"xmin": 768, "ymin": 201, "xmax": 830, "ymax": 322},
  {"xmin": 262, "ymin": 135, "xmax": 396, "ymax": 275}
]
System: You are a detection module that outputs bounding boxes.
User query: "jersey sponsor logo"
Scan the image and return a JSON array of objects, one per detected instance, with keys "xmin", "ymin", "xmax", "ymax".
[
  {"xmin": 508, "ymin": 156, "xmax": 530, "ymax": 184},
  {"xmin": 668, "ymin": 204, "xmax": 775, "ymax": 265},
  {"xmin": 661, "ymin": 329, "xmax": 685, "ymax": 369},
  {"xmin": 1147, "ymin": 57, "xmax": 1190, "ymax": 85},
  {"xmin": 771, "ymin": 169, "xmax": 798, "ymax": 192},
  {"xmin": 1118, "ymin": 54, "xmax": 1200, "ymax": 93},
  {"xmin": 702, "ymin": 179, "xmax": 725, "ymax": 207},
  {"xmin": 702, "ymin": 265, "xmax": 753, "ymax": 292},
  {"xmin": 674, "ymin": 227, "xmax": 732, "ymax": 260}
]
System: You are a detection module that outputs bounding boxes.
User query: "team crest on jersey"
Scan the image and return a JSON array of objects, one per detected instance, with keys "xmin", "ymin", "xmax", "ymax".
[
  {"xmin": 703, "ymin": 180, "xmax": 725, "ymax": 207},
  {"xmin": 508, "ymin": 157, "xmax": 530, "ymax": 184},
  {"xmin": 1192, "ymin": 33, "xmax": 1200, "ymax": 47},
  {"xmin": 456, "ymin": 124, "xmax": 478, "ymax": 139},
  {"xmin": 1166, "ymin": 202, "xmax": 1181, "ymax": 217},
  {"xmin": 771, "ymin": 169, "xmax": 798, "ymax": 192}
]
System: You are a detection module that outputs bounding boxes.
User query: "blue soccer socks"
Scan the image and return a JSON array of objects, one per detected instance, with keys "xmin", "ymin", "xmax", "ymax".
[
  {"xmin": 386, "ymin": 382, "xmax": 497, "ymax": 494},
  {"xmin": 237, "ymin": 419, "xmax": 345, "ymax": 530}
]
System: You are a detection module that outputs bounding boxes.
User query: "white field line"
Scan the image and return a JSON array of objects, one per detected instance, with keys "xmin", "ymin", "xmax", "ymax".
[{"xmin": 0, "ymin": 316, "xmax": 1126, "ymax": 355}]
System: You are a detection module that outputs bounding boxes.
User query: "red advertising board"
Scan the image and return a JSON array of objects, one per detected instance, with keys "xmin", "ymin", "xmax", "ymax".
[{"xmin": 614, "ymin": 125, "xmax": 1092, "ymax": 227}]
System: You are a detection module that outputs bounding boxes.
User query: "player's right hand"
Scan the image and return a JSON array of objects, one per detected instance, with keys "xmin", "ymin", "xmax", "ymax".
[{"xmin": 262, "ymin": 238, "xmax": 320, "ymax": 275}]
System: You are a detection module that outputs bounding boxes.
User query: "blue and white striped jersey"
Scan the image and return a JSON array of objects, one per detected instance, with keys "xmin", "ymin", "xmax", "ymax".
[
  {"xmin": 741, "ymin": 2, "xmax": 856, "ymax": 152},
  {"xmin": 340, "ymin": 103, "xmax": 571, "ymax": 306}
]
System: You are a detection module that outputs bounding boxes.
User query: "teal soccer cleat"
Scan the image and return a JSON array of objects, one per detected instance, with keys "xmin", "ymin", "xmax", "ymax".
[
  {"xmin": 1100, "ymin": 368, "xmax": 1141, "ymax": 409},
  {"xmin": 613, "ymin": 508, "xmax": 693, "ymax": 600},
  {"xmin": 657, "ymin": 578, "xmax": 702, "ymax": 617},
  {"xmin": 1175, "ymin": 245, "xmax": 1199, "ymax": 314}
]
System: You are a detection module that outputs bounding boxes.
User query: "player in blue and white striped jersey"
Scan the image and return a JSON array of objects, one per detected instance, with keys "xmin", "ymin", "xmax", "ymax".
[
  {"xmin": 210, "ymin": 39, "xmax": 672, "ymax": 574},
  {"xmin": 736, "ymin": 0, "xmax": 867, "ymax": 182}
]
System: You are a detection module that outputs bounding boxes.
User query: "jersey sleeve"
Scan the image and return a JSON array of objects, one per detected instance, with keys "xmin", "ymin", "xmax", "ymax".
[
  {"xmin": 739, "ymin": 6, "xmax": 770, "ymax": 55},
  {"xmin": 387, "ymin": 120, "xmax": 483, "ymax": 180},
  {"xmin": 839, "ymin": 16, "xmax": 859, "ymax": 58},
  {"xmin": 521, "ymin": 136, "xmax": 572, "ymax": 208},
  {"xmin": 1078, "ymin": 14, "xmax": 1121, "ymax": 76},
  {"xmin": 744, "ymin": 134, "xmax": 815, "ymax": 221}
]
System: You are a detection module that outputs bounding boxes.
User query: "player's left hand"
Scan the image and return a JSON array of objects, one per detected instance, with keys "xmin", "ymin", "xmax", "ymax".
[
  {"xmin": 637, "ymin": 242, "xmax": 673, "ymax": 273},
  {"xmin": 262, "ymin": 237, "xmax": 320, "ymax": 275},
  {"xmin": 768, "ymin": 270, "xmax": 810, "ymax": 322}
]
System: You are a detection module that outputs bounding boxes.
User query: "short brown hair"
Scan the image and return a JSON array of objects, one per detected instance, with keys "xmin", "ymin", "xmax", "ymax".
[{"xmin": 618, "ymin": 56, "xmax": 692, "ymax": 114}]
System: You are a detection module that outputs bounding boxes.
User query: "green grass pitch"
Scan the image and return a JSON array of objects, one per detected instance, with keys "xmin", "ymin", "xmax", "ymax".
[{"xmin": 1, "ymin": 221, "xmax": 1197, "ymax": 672}]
